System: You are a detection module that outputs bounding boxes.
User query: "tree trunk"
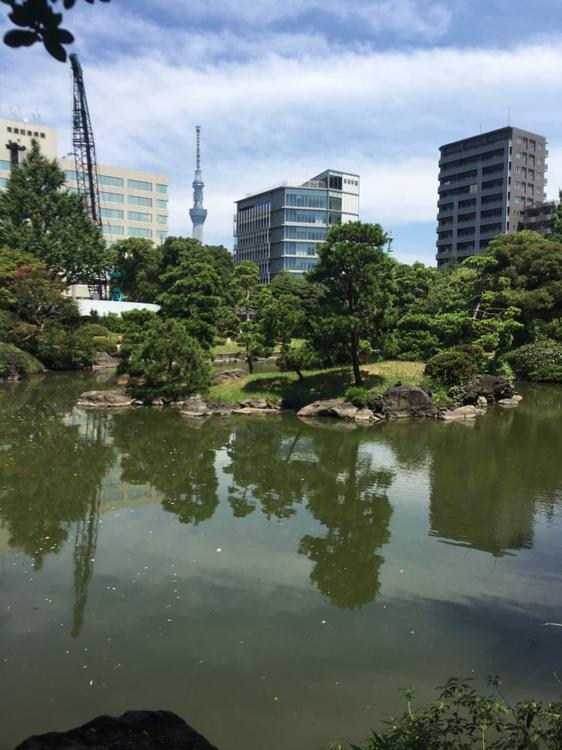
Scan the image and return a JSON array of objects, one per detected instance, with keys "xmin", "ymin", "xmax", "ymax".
[
  {"xmin": 247, "ymin": 355, "xmax": 254, "ymax": 375},
  {"xmin": 351, "ymin": 328, "xmax": 362, "ymax": 386},
  {"xmin": 296, "ymin": 368, "xmax": 304, "ymax": 382}
]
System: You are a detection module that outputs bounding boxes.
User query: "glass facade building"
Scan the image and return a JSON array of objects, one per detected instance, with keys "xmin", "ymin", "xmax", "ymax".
[{"xmin": 234, "ymin": 169, "xmax": 360, "ymax": 282}]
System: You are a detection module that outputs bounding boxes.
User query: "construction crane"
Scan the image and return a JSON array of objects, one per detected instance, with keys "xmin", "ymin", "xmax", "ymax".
[{"xmin": 69, "ymin": 53, "xmax": 106, "ymax": 299}]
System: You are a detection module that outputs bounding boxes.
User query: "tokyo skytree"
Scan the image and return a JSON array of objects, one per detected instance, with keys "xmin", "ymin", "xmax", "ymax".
[{"xmin": 189, "ymin": 125, "xmax": 207, "ymax": 242}]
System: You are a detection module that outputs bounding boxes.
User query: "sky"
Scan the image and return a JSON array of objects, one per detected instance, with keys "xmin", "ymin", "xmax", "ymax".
[{"xmin": 1, "ymin": 0, "xmax": 562, "ymax": 265}]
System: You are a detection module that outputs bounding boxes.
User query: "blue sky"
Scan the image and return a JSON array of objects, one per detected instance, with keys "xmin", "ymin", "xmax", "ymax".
[{"xmin": 1, "ymin": 0, "xmax": 562, "ymax": 265}]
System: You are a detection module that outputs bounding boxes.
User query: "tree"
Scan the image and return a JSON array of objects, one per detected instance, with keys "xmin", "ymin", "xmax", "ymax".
[
  {"xmin": 2, "ymin": 0, "xmax": 110, "ymax": 62},
  {"xmin": 232, "ymin": 261, "xmax": 260, "ymax": 321},
  {"xmin": 550, "ymin": 189, "xmax": 562, "ymax": 242},
  {"xmin": 156, "ymin": 239, "xmax": 222, "ymax": 349},
  {"xmin": 237, "ymin": 319, "xmax": 271, "ymax": 374},
  {"xmin": 0, "ymin": 141, "xmax": 109, "ymax": 283},
  {"xmin": 126, "ymin": 317, "xmax": 211, "ymax": 401},
  {"xmin": 309, "ymin": 222, "xmax": 395, "ymax": 386},
  {"xmin": 110, "ymin": 238, "xmax": 161, "ymax": 303}
]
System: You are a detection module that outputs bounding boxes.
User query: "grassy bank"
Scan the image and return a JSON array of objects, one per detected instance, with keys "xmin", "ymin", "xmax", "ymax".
[{"xmin": 209, "ymin": 360, "xmax": 425, "ymax": 408}]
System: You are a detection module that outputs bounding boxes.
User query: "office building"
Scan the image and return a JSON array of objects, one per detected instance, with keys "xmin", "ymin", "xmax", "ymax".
[
  {"xmin": 1, "ymin": 117, "xmax": 169, "ymax": 246},
  {"xmin": 234, "ymin": 169, "xmax": 359, "ymax": 283},
  {"xmin": 436, "ymin": 126, "xmax": 548, "ymax": 266}
]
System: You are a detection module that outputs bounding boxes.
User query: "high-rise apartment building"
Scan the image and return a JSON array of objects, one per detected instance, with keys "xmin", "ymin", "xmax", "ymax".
[
  {"xmin": 0, "ymin": 117, "xmax": 169, "ymax": 246},
  {"xmin": 234, "ymin": 169, "xmax": 359, "ymax": 282},
  {"xmin": 436, "ymin": 127, "xmax": 548, "ymax": 266}
]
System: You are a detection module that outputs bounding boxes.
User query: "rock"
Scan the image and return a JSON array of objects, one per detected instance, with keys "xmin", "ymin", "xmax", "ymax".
[
  {"xmin": 239, "ymin": 398, "xmax": 269, "ymax": 409},
  {"xmin": 15, "ymin": 710, "xmax": 218, "ymax": 750},
  {"xmin": 441, "ymin": 405, "xmax": 480, "ymax": 420},
  {"xmin": 498, "ymin": 397, "xmax": 521, "ymax": 408},
  {"xmin": 512, "ymin": 394, "xmax": 524, "ymax": 402},
  {"xmin": 383, "ymin": 384, "xmax": 437, "ymax": 418},
  {"xmin": 180, "ymin": 396, "xmax": 234, "ymax": 417},
  {"xmin": 117, "ymin": 374, "xmax": 130, "ymax": 386},
  {"xmin": 355, "ymin": 408, "xmax": 376, "ymax": 422},
  {"xmin": 92, "ymin": 351, "xmax": 120, "ymax": 369},
  {"xmin": 297, "ymin": 399, "xmax": 359, "ymax": 420},
  {"xmin": 233, "ymin": 407, "xmax": 279, "ymax": 415},
  {"xmin": 461, "ymin": 375, "xmax": 515, "ymax": 405},
  {"xmin": 76, "ymin": 390, "xmax": 133, "ymax": 408},
  {"xmin": 476, "ymin": 395, "xmax": 488, "ymax": 409},
  {"xmin": 211, "ymin": 369, "xmax": 246, "ymax": 386}
]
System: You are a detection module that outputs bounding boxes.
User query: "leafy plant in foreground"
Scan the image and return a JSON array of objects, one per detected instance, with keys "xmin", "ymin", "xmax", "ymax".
[{"xmin": 353, "ymin": 678, "xmax": 562, "ymax": 750}]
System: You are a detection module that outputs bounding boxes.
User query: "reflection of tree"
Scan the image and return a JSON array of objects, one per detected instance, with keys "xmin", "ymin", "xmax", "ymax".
[
  {"xmin": 110, "ymin": 410, "xmax": 229, "ymax": 525},
  {"xmin": 300, "ymin": 432, "xmax": 394, "ymax": 609},
  {"xmin": 224, "ymin": 417, "xmax": 309, "ymax": 520},
  {"xmin": 426, "ymin": 387, "xmax": 562, "ymax": 557},
  {"xmin": 0, "ymin": 384, "xmax": 113, "ymax": 571}
]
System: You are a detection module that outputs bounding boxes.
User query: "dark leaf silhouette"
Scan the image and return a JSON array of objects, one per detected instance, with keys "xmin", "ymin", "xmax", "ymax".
[
  {"xmin": 4, "ymin": 28, "xmax": 38, "ymax": 46},
  {"xmin": 2, "ymin": 0, "xmax": 110, "ymax": 60}
]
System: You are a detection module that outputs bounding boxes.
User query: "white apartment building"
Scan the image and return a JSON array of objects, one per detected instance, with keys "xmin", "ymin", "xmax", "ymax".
[{"xmin": 0, "ymin": 117, "xmax": 169, "ymax": 246}]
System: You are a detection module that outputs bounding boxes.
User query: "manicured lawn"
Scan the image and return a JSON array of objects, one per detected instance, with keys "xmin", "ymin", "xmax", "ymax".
[{"xmin": 209, "ymin": 360, "xmax": 425, "ymax": 408}]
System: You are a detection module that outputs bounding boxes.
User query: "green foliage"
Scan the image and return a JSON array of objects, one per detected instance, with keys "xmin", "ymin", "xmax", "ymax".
[
  {"xmin": 344, "ymin": 386, "xmax": 372, "ymax": 408},
  {"xmin": 504, "ymin": 339, "xmax": 562, "ymax": 382},
  {"xmin": 0, "ymin": 142, "xmax": 109, "ymax": 282},
  {"xmin": 2, "ymin": 0, "xmax": 110, "ymax": 62},
  {"xmin": 35, "ymin": 326, "xmax": 94, "ymax": 370},
  {"xmin": 91, "ymin": 335, "xmax": 117, "ymax": 354},
  {"xmin": 309, "ymin": 222, "xmax": 395, "ymax": 386},
  {"xmin": 276, "ymin": 343, "xmax": 321, "ymax": 381},
  {"xmin": 110, "ymin": 238, "xmax": 161, "ymax": 303},
  {"xmin": 156, "ymin": 238, "xmax": 222, "ymax": 348},
  {"xmin": 76, "ymin": 323, "xmax": 111, "ymax": 339},
  {"xmin": 125, "ymin": 317, "xmax": 211, "ymax": 401},
  {"xmin": 236, "ymin": 320, "xmax": 271, "ymax": 374},
  {"xmin": 0, "ymin": 341, "xmax": 43, "ymax": 379},
  {"xmin": 425, "ymin": 347, "xmax": 480, "ymax": 387},
  {"xmin": 356, "ymin": 677, "xmax": 562, "ymax": 750}
]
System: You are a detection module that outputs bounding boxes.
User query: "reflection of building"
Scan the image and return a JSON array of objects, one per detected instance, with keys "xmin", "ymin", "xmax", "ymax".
[
  {"xmin": 436, "ymin": 126, "xmax": 548, "ymax": 266},
  {"xmin": 0, "ymin": 117, "xmax": 169, "ymax": 247},
  {"xmin": 234, "ymin": 169, "xmax": 360, "ymax": 283}
]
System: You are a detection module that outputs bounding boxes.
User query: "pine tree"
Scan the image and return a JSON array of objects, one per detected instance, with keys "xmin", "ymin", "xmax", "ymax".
[{"xmin": 0, "ymin": 140, "xmax": 109, "ymax": 283}]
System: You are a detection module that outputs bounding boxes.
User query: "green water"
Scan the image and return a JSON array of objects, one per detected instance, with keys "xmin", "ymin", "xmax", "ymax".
[{"xmin": 0, "ymin": 374, "xmax": 561, "ymax": 750}]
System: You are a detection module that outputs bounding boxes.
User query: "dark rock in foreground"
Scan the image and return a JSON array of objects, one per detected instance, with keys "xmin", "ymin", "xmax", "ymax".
[
  {"xmin": 297, "ymin": 399, "xmax": 359, "ymax": 420},
  {"xmin": 15, "ymin": 710, "xmax": 218, "ymax": 750},
  {"xmin": 383, "ymin": 384, "xmax": 438, "ymax": 418}
]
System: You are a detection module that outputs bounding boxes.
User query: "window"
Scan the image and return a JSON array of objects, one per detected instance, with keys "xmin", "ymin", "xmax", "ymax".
[
  {"xmin": 285, "ymin": 208, "xmax": 327, "ymax": 224},
  {"xmin": 128, "ymin": 210, "xmax": 151, "ymax": 222},
  {"xmin": 128, "ymin": 179, "xmax": 152, "ymax": 191},
  {"xmin": 100, "ymin": 191, "xmax": 124, "ymax": 204},
  {"xmin": 33, "ymin": 131, "xmax": 38, "ymax": 137},
  {"xmin": 103, "ymin": 224, "xmax": 124, "ymax": 236},
  {"xmin": 99, "ymin": 174, "xmax": 124, "ymax": 187},
  {"xmin": 65, "ymin": 170, "xmax": 78, "ymax": 182},
  {"xmin": 129, "ymin": 227, "xmax": 152, "ymax": 238},
  {"xmin": 40, "ymin": 133, "xmax": 45, "ymax": 138},
  {"xmin": 284, "ymin": 226, "xmax": 326, "ymax": 241},
  {"xmin": 128, "ymin": 195, "xmax": 152, "ymax": 207},
  {"xmin": 284, "ymin": 257, "xmax": 318, "ymax": 272},
  {"xmin": 156, "ymin": 183, "xmax": 167, "ymax": 194},
  {"xmin": 328, "ymin": 175, "xmax": 342, "ymax": 190},
  {"xmin": 458, "ymin": 198, "xmax": 477, "ymax": 209},
  {"xmin": 469, "ymin": 184, "xmax": 478, "ymax": 193},
  {"xmin": 7, "ymin": 126, "xmax": 12, "ymax": 132},
  {"xmin": 283, "ymin": 242, "xmax": 318, "ymax": 256},
  {"xmin": 156, "ymin": 231, "xmax": 168, "ymax": 242},
  {"xmin": 285, "ymin": 190, "xmax": 327, "ymax": 209},
  {"xmin": 156, "ymin": 199, "xmax": 168, "ymax": 209},
  {"xmin": 515, "ymin": 151, "xmax": 524, "ymax": 159},
  {"xmin": 0, "ymin": 160, "xmax": 10, "ymax": 171},
  {"xmin": 67, "ymin": 187, "xmax": 80, "ymax": 195},
  {"xmin": 156, "ymin": 215, "xmax": 167, "ymax": 225},
  {"xmin": 101, "ymin": 208, "xmax": 124, "ymax": 219},
  {"xmin": 0, "ymin": 177, "xmax": 7, "ymax": 188}
]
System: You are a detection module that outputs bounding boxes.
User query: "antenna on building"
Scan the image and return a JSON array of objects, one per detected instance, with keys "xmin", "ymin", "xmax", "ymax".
[{"xmin": 189, "ymin": 125, "xmax": 208, "ymax": 243}]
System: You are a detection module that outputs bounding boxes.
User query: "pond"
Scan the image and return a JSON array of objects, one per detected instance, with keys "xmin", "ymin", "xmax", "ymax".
[{"xmin": 0, "ymin": 374, "xmax": 561, "ymax": 750}]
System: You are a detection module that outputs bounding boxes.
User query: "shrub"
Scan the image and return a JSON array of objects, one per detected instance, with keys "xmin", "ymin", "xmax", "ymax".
[
  {"xmin": 125, "ymin": 317, "xmax": 210, "ymax": 401},
  {"xmin": 357, "ymin": 677, "xmax": 562, "ymax": 750},
  {"xmin": 36, "ymin": 327, "xmax": 95, "ymax": 371},
  {"xmin": 344, "ymin": 386, "xmax": 372, "ymax": 408},
  {"xmin": 91, "ymin": 336, "xmax": 118, "ymax": 354},
  {"xmin": 0, "ymin": 310, "xmax": 17, "ymax": 342},
  {"xmin": 425, "ymin": 348, "xmax": 480, "ymax": 387},
  {"xmin": 0, "ymin": 342, "xmax": 44, "ymax": 379},
  {"xmin": 76, "ymin": 323, "xmax": 111, "ymax": 339},
  {"xmin": 504, "ymin": 339, "xmax": 562, "ymax": 382}
]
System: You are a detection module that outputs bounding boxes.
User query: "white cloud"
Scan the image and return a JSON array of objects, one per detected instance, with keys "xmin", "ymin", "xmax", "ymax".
[{"xmin": 2, "ymin": 7, "xmax": 562, "ymax": 262}]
